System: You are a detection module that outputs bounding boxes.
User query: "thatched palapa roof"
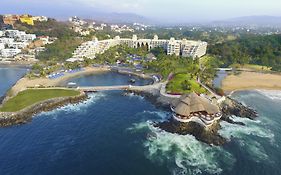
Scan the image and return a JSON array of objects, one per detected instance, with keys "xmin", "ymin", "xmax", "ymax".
[{"xmin": 172, "ymin": 92, "xmax": 219, "ymax": 117}]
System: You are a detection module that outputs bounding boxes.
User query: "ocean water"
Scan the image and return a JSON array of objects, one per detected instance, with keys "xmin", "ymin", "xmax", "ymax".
[{"xmin": 0, "ymin": 68, "xmax": 281, "ymax": 175}]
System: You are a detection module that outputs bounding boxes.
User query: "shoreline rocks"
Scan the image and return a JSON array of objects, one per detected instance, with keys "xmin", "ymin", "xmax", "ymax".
[
  {"xmin": 220, "ymin": 97, "xmax": 258, "ymax": 120},
  {"xmin": 0, "ymin": 92, "xmax": 87, "ymax": 127},
  {"xmin": 155, "ymin": 119, "xmax": 227, "ymax": 146},
  {"xmin": 127, "ymin": 89, "xmax": 258, "ymax": 146}
]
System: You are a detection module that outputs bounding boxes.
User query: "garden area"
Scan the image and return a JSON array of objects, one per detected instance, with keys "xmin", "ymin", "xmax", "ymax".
[{"xmin": 166, "ymin": 73, "xmax": 206, "ymax": 94}]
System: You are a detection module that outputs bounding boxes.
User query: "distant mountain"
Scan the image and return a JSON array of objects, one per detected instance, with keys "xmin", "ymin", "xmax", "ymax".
[
  {"xmin": 73, "ymin": 12, "xmax": 152, "ymax": 24},
  {"xmin": 213, "ymin": 16, "xmax": 281, "ymax": 27},
  {"xmin": 93, "ymin": 12, "xmax": 150, "ymax": 24}
]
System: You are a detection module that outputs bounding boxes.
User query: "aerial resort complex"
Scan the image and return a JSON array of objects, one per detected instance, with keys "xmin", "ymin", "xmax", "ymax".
[
  {"xmin": 171, "ymin": 92, "xmax": 222, "ymax": 127},
  {"xmin": 70, "ymin": 35, "xmax": 207, "ymax": 62}
]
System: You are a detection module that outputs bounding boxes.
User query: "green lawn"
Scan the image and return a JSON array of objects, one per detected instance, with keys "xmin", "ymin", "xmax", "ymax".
[
  {"xmin": 166, "ymin": 74, "xmax": 206, "ymax": 94},
  {"xmin": 0, "ymin": 89, "xmax": 80, "ymax": 112}
]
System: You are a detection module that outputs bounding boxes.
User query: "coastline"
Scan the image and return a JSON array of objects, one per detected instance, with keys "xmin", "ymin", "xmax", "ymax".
[
  {"xmin": 221, "ymin": 71, "xmax": 281, "ymax": 93},
  {"xmin": 5, "ymin": 66, "xmax": 110, "ymax": 99},
  {"xmin": 0, "ymin": 61, "xmax": 34, "ymax": 68},
  {"xmin": 0, "ymin": 91, "xmax": 87, "ymax": 127},
  {"xmin": 0, "ymin": 66, "xmax": 156, "ymax": 126}
]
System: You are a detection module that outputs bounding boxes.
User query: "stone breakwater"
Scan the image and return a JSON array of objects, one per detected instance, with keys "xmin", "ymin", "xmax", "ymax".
[{"xmin": 0, "ymin": 92, "xmax": 87, "ymax": 127}]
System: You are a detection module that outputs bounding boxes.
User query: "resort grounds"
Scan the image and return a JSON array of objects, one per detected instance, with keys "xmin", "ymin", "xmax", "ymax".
[{"xmin": 8, "ymin": 66, "xmax": 110, "ymax": 97}]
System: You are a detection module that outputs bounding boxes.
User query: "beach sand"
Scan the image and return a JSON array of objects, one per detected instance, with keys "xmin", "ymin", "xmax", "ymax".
[{"xmin": 222, "ymin": 72, "xmax": 281, "ymax": 92}]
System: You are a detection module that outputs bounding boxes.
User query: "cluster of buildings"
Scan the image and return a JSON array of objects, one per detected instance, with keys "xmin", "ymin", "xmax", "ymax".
[
  {"xmin": 0, "ymin": 29, "xmax": 55, "ymax": 61},
  {"xmin": 69, "ymin": 35, "xmax": 207, "ymax": 61},
  {"xmin": 110, "ymin": 24, "xmax": 135, "ymax": 33},
  {"xmin": 68, "ymin": 16, "xmax": 145, "ymax": 36},
  {"xmin": 69, "ymin": 16, "xmax": 104, "ymax": 36},
  {"xmin": 133, "ymin": 23, "xmax": 149, "ymax": 31},
  {"xmin": 2, "ymin": 14, "xmax": 48, "ymax": 26}
]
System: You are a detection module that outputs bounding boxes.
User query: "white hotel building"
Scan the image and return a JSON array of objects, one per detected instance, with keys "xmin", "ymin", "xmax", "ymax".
[{"xmin": 71, "ymin": 35, "xmax": 207, "ymax": 61}]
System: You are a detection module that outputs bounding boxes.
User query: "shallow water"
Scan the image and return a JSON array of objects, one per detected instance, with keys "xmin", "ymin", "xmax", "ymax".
[
  {"xmin": 0, "ymin": 68, "xmax": 281, "ymax": 175},
  {"xmin": 0, "ymin": 67, "xmax": 27, "ymax": 96},
  {"xmin": 63, "ymin": 71, "xmax": 153, "ymax": 86},
  {"xmin": 213, "ymin": 70, "xmax": 228, "ymax": 88}
]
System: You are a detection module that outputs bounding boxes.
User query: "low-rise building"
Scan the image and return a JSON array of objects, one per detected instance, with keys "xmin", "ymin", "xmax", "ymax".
[
  {"xmin": 0, "ymin": 38, "xmax": 14, "ymax": 45},
  {"xmin": 19, "ymin": 15, "xmax": 34, "ymax": 25},
  {"xmin": 7, "ymin": 42, "xmax": 29, "ymax": 49},
  {"xmin": 0, "ymin": 31, "xmax": 4, "ymax": 37},
  {"xmin": 3, "ymin": 15, "xmax": 20, "ymax": 26},
  {"xmin": 32, "ymin": 16, "xmax": 48, "ymax": 22},
  {"xmin": 0, "ymin": 48, "xmax": 21, "ymax": 58},
  {"xmin": 0, "ymin": 43, "xmax": 5, "ymax": 50}
]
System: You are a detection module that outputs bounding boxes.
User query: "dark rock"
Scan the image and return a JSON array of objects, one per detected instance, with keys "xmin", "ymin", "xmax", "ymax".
[
  {"xmin": 221, "ymin": 114, "xmax": 246, "ymax": 126},
  {"xmin": 220, "ymin": 97, "xmax": 258, "ymax": 120},
  {"xmin": 155, "ymin": 118, "xmax": 227, "ymax": 146},
  {"xmin": 0, "ymin": 93, "xmax": 88, "ymax": 127}
]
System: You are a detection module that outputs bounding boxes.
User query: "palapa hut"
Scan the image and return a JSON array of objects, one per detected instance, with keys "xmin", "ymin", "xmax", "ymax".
[{"xmin": 171, "ymin": 92, "xmax": 222, "ymax": 126}]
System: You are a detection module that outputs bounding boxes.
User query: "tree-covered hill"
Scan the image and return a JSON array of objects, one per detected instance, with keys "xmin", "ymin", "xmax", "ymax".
[
  {"xmin": 13, "ymin": 18, "xmax": 77, "ymax": 38},
  {"xmin": 208, "ymin": 34, "xmax": 281, "ymax": 71}
]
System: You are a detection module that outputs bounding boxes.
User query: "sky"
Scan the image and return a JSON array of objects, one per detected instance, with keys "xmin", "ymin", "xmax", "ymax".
[{"xmin": 1, "ymin": 0, "xmax": 281, "ymax": 23}]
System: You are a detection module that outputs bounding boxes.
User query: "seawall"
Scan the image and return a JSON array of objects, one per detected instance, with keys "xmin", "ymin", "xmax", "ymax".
[{"xmin": 0, "ymin": 92, "xmax": 87, "ymax": 127}]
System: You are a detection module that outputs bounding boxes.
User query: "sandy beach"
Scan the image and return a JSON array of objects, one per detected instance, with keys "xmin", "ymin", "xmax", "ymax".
[{"xmin": 222, "ymin": 71, "xmax": 281, "ymax": 92}]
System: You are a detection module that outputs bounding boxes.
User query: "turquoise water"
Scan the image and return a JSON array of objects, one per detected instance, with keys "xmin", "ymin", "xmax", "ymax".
[
  {"xmin": 63, "ymin": 71, "xmax": 153, "ymax": 86},
  {"xmin": 0, "ymin": 68, "xmax": 281, "ymax": 175}
]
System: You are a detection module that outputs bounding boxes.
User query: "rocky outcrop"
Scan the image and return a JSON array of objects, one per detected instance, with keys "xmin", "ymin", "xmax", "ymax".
[
  {"xmin": 0, "ymin": 92, "xmax": 87, "ymax": 127},
  {"xmin": 155, "ymin": 118, "xmax": 227, "ymax": 146},
  {"xmin": 220, "ymin": 97, "xmax": 258, "ymax": 120}
]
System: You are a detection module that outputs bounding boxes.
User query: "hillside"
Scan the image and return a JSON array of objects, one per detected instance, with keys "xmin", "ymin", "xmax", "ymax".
[{"xmin": 208, "ymin": 34, "xmax": 281, "ymax": 71}]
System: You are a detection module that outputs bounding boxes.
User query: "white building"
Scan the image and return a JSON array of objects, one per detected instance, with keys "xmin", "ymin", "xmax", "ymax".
[
  {"xmin": 32, "ymin": 16, "xmax": 48, "ymax": 22},
  {"xmin": 5, "ymin": 30, "xmax": 36, "ymax": 42},
  {"xmin": 0, "ymin": 38, "xmax": 14, "ymax": 45},
  {"xmin": 0, "ymin": 43, "xmax": 5, "ymax": 50},
  {"xmin": 8, "ymin": 42, "xmax": 29, "ymax": 49},
  {"xmin": 0, "ymin": 31, "xmax": 4, "ymax": 37},
  {"xmin": 72, "ymin": 35, "xmax": 207, "ymax": 60},
  {"xmin": 72, "ymin": 38, "xmax": 119, "ymax": 59},
  {"xmin": 118, "ymin": 35, "xmax": 207, "ymax": 58},
  {"xmin": 0, "ymin": 49, "xmax": 21, "ymax": 58}
]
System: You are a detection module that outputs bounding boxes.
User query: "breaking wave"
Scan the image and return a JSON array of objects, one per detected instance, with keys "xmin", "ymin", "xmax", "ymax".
[
  {"xmin": 219, "ymin": 115, "xmax": 275, "ymax": 163},
  {"xmin": 37, "ymin": 92, "xmax": 106, "ymax": 117},
  {"xmin": 140, "ymin": 110, "xmax": 171, "ymax": 121},
  {"xmin": 256, "ymin": 90, "xmax": 281, "ymax": 101},
  {"xmin": 130, "ymin": 121, "xmax": 235, "ymax": 175}
]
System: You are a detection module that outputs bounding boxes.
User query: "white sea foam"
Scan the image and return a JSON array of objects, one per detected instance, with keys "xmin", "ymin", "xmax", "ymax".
[
  {"xmin": 256, "ymin": 89, "xmax": 281, "ymax": 101},
  {"xmin": 219, "ymin": 115, "xmax": 275, "ymax": 163},
  {"xmin": 220, "ymin": 117, "xmax": 274, "ymax": 141},
  {"xmin": 130, "ymin": 122, "xmax": 235, "ymax": 175},
  {"xmin": 141, "ymin": 110, "xmax": 171, "ymax": 120},
  {"xmin": 238, "ymin": 139, "xmax": 269, "ymax": 162},
  {"xmin": 37, "ymin": 92, "xmax": 106, "ymax": 117},
  {"xmin": 125, "ymin": 92, "xmax": 145, "ymax": 100}
]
